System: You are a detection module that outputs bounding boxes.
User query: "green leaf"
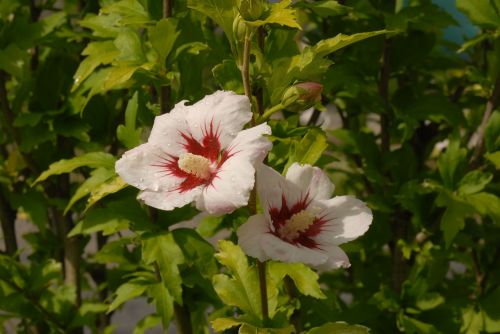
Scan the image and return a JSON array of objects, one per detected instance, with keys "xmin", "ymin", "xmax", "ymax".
[
  {"xmin": 212, "ymin": 240, "xmax": 262, "ymax": 319},
  {"xmin": 114, "ymin": 30, "xmax": 146, "ymax": 64},
  {"xmin": 295, "ymin": 0, "xmax": 350, "ymax": 18},
  {"xmin": 101, "ymin": 0, "xmax": 152, "ymax": 27},
  {"xmin": 68, "ymin": 209, "xmax": 130, "ymax": 237},
  {"xmin": 212, "ymin": 59, "xmax": 244, "ymax": 93},
  {"xmin": 65, "ymin": 168, "xmax": 115, "ymax": 214},
  {"xmin": 456, "ymin": 0, "xmax": 500, "ymax": 28},
  {"xmin": 437, "ymin": 139, "xmax": 467, "ymax": 189},
  {"xmin": 72, "ymin": 41, "xmax": 120, "ymax": 90},
  {"xmin": 187, "ymin": 0, "xmax": 237, "ymax": 42},
  {"xmin": 108, "ymin": 279, "xmax": 151, "ymax": 313},
  {"xmin": 267, "ymin": 262, "xmax": 326, "ymax": 299},
  {"xmin": 401, "ymin": 315, "xmax": 440, "ymax": 334},
  {"xmin": 485, "ymin": 111, "xmax": 500, "ymax": 152},
  {"xmin": 147, "ymin": 283, "xmax": 174, "ymax": 329},
  {"xmin": 85, "ymin": 176, "xmax": 128, "ymax": 211},
  {"xmin": 465, "ymin": 192, "xmax": 500, "ymax": 224},
  {"xmin": 172, "ymin": 228, "xmax": 218, "ymax": 278},
  {"xmin": 0, "ymin": 44, "xmax": 28, "ymax": 78},
  {"xmin": 211, "ymin": 317, "xmax": 243, "ymax": 331},
  {"xmin": 149, "ymin": 18, "xmax": 179, "ymax": 67},
  {"xmin": 308, "ymin": 322, "xmax": 369, "ymax": 334},
  {"xmin": 142, "ymin": 232, "xmax": 184, "ymax": 303},
  {"xmin": 485, "ymin": 151, "xmax": 500, "ymax": 168},
  {"xmin": 415, "ymin": 292, "xmax": 444, "ymax": 311},
  {"xmin": 133, "ymin": 315, "xmax": 161, "ymax": 334},
  {"xmin": 246, "ymin": 0, "xmax": 300, "ymax": 29},
  {"xmin": 284, "ymin": 128, "xmax": 328, "ymax": 172},
  {"xmin": 457, "ymin": 170, "xmax": 493, "ymax": 196},
  {"xmin": 33, "ymin": 152, "xmax": 116, "ymax": 184},
  {"xmin": 438, "ymin": 193, "xmax": 474, "ymax": 247},
  {"xmin": 117, "ymin": 92, "xmax": 142, "ymax": 149}
]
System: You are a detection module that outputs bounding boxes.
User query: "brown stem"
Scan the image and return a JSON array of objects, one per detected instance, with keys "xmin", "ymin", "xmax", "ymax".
[
  {"xmin": 0, "ymin": 189, "xmax": 17, "ymax": 256},
  {"xmin": 163, "ymin": 0, "xmax": 172, "ymax": 18},
  {"xmin": 471, "ymin": 249, "xmax": 484, "ymax": 297},
  {"xmin": 470, "ymin": 77, "xmax": 500, "ymax": 168},
  {"xmin": 378, "ymin": 38, "xmax": 391, "ymax": 153}
]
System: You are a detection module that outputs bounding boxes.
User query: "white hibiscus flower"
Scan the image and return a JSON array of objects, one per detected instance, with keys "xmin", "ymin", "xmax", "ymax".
[
  {"xmin": 238, "ymin": 163, "xmax": 372, "ymax": 270},
  {"xmin": 115, "ymin": 91, "xmax": 272, "ymax": 215}
]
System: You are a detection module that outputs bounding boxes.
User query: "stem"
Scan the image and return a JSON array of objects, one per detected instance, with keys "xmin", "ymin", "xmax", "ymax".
[
  {"xmin": 469, "ymin": 76, "xmax": 500, "ymax": 168},
  {"xmin": 259, "ymin": 103, "xmax": 285, "ymax": 122},
  {"xmin": 242, "ymin": 28, "xmax": 253, "ymax": 116},
  {"xmin": 471, "ymin": 249, "xmax": 484, "ymax": 297},
  {"xmin": 160, "ymin": 0, "xmax": 172, "ymax": 114},
  {"xmin": 257, "ymin": 260, "xmax": 269, "ymax": 323},
  {"xmin": 378, "ymin": 38, "xmax": 391, "ymax": 153},
  {"xmin": 0, "ymin": 189, "xmax": 17, "ymax": 256}
]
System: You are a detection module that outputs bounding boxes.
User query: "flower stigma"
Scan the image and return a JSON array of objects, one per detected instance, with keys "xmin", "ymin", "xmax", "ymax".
[
  {"xmin": 279, "ymin": 210, "xmax": 315, "ymax": 241},
  {"xmin": 178, "ymin": 153, "xmax": 212, "ymax": 179}
]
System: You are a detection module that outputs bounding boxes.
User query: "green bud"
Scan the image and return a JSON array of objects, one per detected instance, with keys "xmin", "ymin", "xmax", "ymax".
[
  {"xmin": 232, "ymin": 14, "xmax": 247, "ymax": 42},
  {"xmin": 281, "ymin": 82, "xmax": 323, "ymax": 111},
  {"xmin": 239, "ymin": 0, "xmax": 265, "ymax": 21}
]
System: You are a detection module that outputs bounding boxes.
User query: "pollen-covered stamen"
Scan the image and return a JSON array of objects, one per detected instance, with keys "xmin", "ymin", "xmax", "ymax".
[
  {"xmin": 279, "ymin": 210, "xmax": 316, "ymax": 241},
  {"xmin": 177, "ymin": 153, "xmax": 212, "ymax": 179}
]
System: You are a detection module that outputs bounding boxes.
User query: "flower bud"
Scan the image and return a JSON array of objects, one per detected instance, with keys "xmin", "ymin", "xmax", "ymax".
[
  {"xmin": 239, "ymin": 0, "xmax": 265, "ymax": 21},
  {"xmin": 232, "ymin": 14, "xmax": 247, "ymax": 42},
  {"xmin": 281, "ymin": 82, "xmax": 323, "ymax": 111}
]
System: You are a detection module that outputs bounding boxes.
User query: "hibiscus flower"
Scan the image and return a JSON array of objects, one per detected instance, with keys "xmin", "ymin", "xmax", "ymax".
[
  {"xmin": 115, "ymin": 91, "xmax": 272, "ymax": 215},
  {"xmin": 237, "ymin": 163, "xmax": 372, "ymax": 270}
]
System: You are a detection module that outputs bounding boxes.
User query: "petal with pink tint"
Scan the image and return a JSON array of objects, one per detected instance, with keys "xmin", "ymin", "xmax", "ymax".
[
  {"xmin": 312, "ymin": 196, "xmax": 372, "ymax": 246},
  {"xmin": 115, "ymin": 143, "xmax": 181, "ymax": 192},
  {"xmin": 185, "ymin": 91, "xmax": 252, "ymax": 149},
  {"xmin": 237, "ymin": 214, "xmax": 270, "ymax": 261},
  {"xmin": 286, "ymin": 163, "xmax": 334, "ymax": 200},
  {"xmin": 260, "ymin": 234, "xmax": 329, "ymax": 267}
]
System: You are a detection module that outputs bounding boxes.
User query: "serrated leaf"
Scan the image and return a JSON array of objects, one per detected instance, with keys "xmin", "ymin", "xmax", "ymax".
[
  {"xmin": 295, "ymin": 0, "xmax": 350, "ymax": 18},
  {"xmin": 439, "ymin": 194, "xmax": 474, "ymax": 247},
  {"xmin": 172, "ymin": 228, "xmax": 217, "ymax": 278},
  {"xmin": 456, "ymin": 0, "xmax": 500, "ymax": 28},
  {"xmin": 308, "ymin": 322, "xmax": 369, "ymax": 334},
  {"xmin": 101, "ymin": 0, "xmax": 152, "ymax": 27},
  {"xmin": 458, "ymin": 170, "xmax": 493, "ymax": 196},
  {"xmin": 246, "ymin": 0, "xmax": 300, "ymax": 29},
  {"xmin": 34, "ymin": 152, "xmax": 116, "ymax": 184},
  {"xmin": 147, "ymin": 283, "xmax": 174, "ymax": 329},
  {"xmin": 211, "ymin": 317, "xmax": 243, "ymax": 331},
  {"xmin": 267, "ymin": 262, "xmax": 325, "ymax": 299},
  {"xmin": 114, "ymin": 30, "xmax": 145, "ymax": 64},
  {"xmin": 402, "ymin": 316, "xmax": 439, "ymax": 334},
  {"xmin": 133, "ymin": 314, "xmax": 161, "ymax": 334},
  {"xmin": 213, "ymin": 240, "xmax": 262, "ymax": 319},
  {"xmin": 142, "ymin": 232, "xmax": 184, "ymax": 304},
  {"xmin": 284, "ymin": 128, "xmax": 328, "ymax": 172},
  {"xmin": 437, "ymin": 139, "xmax": 467, "ymax": 190},
  {"xmin": 85, "ymin": 176, "xmax": 127, "ymax": 211},
  {"xmin": 108, "ymin": 279, "xmax": 151, "ymax": 313},
  {"xmin": 117, "ymin": 92, "xmax": 142, "ymax": 149},
  {"xmin": 465, "ymin": 192, "xmax": 500, "ymax": 224},
  {"xmin": 68, "ymin": 209, "xmax": 130, "ymax": 237},
  {"xmin": 485, "ymin": 151, "xmax": 500, "ymax": 168},
  {"xmin": 149, "ymin": 18, "xmax": 179, "ymax": 67},
  {"xmin": 187, "ymin": 0, "xmax": 237, "ymax": 42},
  {"xmin": 65, "ymin": 168, "xmax": 115, "ymax": 214}
]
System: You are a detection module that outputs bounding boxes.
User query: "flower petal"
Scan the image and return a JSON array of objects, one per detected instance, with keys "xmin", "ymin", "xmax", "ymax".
[
  {"xmin": 286, "ymin": 163, "xmax": 334, "ymax": 200},
  {"xmin": 195, "ymin": 124, "xmax": 271, "ymax": 215},
  {"xmin": 148, "ymin": 101, "xmax": 191, "ymax": 156},
  {"xmin": 196, "ymin": 159, "xmax": 254, "ymax": 215},
  {"xmin": 316, "ymin": 245, "xmax": 351, "ymax": 270},
  {"xmin": 138, "ymin": 187, "xmax": 202, "ymax": 211},
  {"xmin": 260, "ymin": 234, "xmax": 329, "ymax": 267},
  {"xmin": 237, "ymin": 214, "xmax": 270, "ymax": 261},
  {"xmin": 185, "ymin": 91, "xmax": 252, "ymax": 149},
  {"xmin": 115, "ymin": 143, "xmax": 181, "ymax": 192},
  {"xmin": 313, "ymin": 196, "xmax": 372, "ymax": 246},
  {"xmin": 256, "ymin": 164, "xmax": 305, "ymax": 227}
]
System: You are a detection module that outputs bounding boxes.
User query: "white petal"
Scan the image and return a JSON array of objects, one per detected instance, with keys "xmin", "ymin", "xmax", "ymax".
[
  {"xmin": 185, "ymin": 91, "xmax": 252, "ymax": 148},
  {"xmin": 196, "ymin": 159, "xmax": 255, "ymax": 215},
  {"xmin": 115, "ymin": 143, "xmax": 181, "ymax": 192},
  {"xmin": 138, "ymin": 187, "xmax": 202, "ymax": 211},
  {"xmin": 286, "ymin": 163, "xmax": 334, "ymax": 200},
  {"xmin": 316, "ymin": 245, "xmax": 351, "ymax": 271},
  {"xmin": 237, "ymin": 214, "xmax": 270, "ymax": 261},
  {"xmin": 227, "ymin": 123, "xmax": 272, "ymax": 162},
  {"xmin": 313, "ymin": 196, "xmax": 372, "ymax": 246},
  {"xmin": 148, "ymin": 101, "xmax": 191, "ymax": 156},
  {"xmin": 256, "ymin": 164, "xmax": 305, "ymax": 226},
  {"xmin": 260, "ymin": 235, "xmax": 329, "ymax": 267}
]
